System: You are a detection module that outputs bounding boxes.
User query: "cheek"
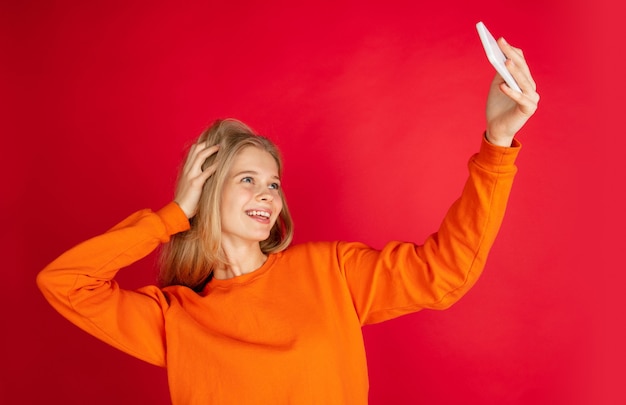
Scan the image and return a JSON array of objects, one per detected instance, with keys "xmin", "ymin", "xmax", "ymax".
[{"xmin": 274, "ymin": 196, "xmax": 284, "ymax": 216}]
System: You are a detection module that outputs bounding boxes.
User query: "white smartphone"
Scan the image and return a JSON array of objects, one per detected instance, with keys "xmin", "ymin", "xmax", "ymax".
[{"xmin": 476, "ymin": 21, "xmax": 521, "ymax": 93}]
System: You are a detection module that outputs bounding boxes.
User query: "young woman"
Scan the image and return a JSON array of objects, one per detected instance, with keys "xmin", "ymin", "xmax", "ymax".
[{"xmin": 37, "ymin": 38, "xmax": 539, "ymax": 404}]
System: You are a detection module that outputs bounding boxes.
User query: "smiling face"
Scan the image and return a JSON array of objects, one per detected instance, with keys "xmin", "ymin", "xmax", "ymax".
[{"xmin": 219, "ymin": 146, "xmax": 284, "ymax": 248}]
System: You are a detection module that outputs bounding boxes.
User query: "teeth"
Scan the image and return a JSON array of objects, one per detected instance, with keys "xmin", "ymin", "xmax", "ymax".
[{"xmin": 247, "ymin": 210, "xmax": 270, "ymax": 218}]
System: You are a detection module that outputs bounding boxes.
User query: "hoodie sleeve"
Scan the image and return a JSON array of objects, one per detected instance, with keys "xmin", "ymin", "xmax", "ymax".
[
  {"xmin": 337, "ymin": 137, "xmax": 521, "ymax": 325},
  {"xmin": 36, "ymin": 202, "xmax": 190, "ymax": 366}
]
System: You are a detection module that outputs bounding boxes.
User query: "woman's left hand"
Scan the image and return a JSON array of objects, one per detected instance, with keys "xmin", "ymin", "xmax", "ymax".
[{"xmin": 485, "ymin": 38, "xmax": 540, "ymax": 147}]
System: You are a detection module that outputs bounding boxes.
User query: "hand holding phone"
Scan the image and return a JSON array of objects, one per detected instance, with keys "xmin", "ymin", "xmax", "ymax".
[{"xmin": 476, "ymin": 21, "xmax": 522, "ymax": 93}]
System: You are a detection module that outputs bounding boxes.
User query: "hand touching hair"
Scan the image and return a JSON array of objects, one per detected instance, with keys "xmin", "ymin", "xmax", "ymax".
[{"xmin": 159, "ymin": 119, "xmax": 294, "ymax": 291}]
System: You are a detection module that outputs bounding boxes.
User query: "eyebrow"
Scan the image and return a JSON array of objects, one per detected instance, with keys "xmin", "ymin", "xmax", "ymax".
[{"xmin": 233, "ymin": 170, "xmax": 281, "ymax": 180}]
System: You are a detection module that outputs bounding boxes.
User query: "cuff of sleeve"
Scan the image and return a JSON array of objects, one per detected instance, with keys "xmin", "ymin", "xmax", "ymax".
[
  {"xmin": 156, "ymin": 202, "xmax": 191, "ymax": 236},
  {"xmin": 474, "ymin": 133, "xmax": 522, "ymax": 172}
]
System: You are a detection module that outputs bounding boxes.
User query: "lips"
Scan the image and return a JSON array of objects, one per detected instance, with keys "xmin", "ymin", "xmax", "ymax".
[{"xmin": 245, "ymin": 209, "xmax": 272, "ymax": 223}]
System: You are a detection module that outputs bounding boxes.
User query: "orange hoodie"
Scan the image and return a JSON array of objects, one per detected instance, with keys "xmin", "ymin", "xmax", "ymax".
[{"xmin": 37, "ymin": 137, "xmax": 520, "ymax": 404}]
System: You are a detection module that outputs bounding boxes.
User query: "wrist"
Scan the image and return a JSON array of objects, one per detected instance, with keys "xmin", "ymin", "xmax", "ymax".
[
  {"xmin": 157, "ymin": 202, "xmax": 192, "ymax": 235},
  {"xmin": 485, "ymin": 130, "xmax": 514, "ymax": 147},
  {"xmin": 173, "ymin": 199, "xmax": 195, "ymax": 219}
]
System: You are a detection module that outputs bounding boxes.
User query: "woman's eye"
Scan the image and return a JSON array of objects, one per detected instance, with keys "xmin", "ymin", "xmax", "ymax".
[
  {"xmin": 241, "ymin": 177, "xmax": 253, "ymax": 183},
  {"xmin": 269, "ymin": 183, "xmax": 280, "ymax": 190}
]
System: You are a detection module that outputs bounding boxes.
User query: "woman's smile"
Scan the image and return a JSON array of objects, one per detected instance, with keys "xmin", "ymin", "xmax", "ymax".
[{"xmin": 220, "ymin": 146, "xmax": 283, "ymax": 245}]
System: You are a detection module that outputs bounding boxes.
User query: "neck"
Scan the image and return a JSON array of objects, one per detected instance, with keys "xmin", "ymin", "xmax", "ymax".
[{"xmin": 213, "ymin": 241, "xmax": 267, "ymax": 280}]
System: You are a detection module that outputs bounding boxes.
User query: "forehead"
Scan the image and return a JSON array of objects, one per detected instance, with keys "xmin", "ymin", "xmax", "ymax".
[{"xmin": 230, "ymin": 146, "xmax": 279, "ymax": 175}]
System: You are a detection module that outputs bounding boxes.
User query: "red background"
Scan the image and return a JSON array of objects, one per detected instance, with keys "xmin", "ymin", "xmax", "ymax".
[{"xmin": 2, "ymin": 0, "xmax": 622, "ymax": 404}]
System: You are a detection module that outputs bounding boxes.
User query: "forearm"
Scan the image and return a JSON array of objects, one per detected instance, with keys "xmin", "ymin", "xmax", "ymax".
[
  {"xmin": 36, "ymin": 202, "xmax": 190, "ymax": 365},
  {"xmin": 421, "ymin": 136, "xmax": 521, "ymax": 307},
  {"xmin": 37, "ymin": 203, "xmax": 188, "ymax": 307},
  {"xmin": 346, "ymin": 136, "xmax": 521, "ymax": 324}
]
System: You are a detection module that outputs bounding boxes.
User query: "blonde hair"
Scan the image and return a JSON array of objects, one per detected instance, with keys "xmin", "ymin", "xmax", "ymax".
[{"xmin": 158, "ymin": 119, "xmax": 294, "ymax": 291}]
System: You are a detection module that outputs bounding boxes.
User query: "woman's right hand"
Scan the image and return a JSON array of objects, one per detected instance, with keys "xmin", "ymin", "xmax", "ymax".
[{"xmin": 174, "ymin": 143, "xmax": 220, "ymax": 218}]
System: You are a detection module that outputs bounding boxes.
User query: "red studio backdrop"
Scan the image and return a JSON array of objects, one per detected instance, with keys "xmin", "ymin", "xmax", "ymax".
[{"xmin": 2, "ymin": 1, "xmax": 622, "ymax": 404}]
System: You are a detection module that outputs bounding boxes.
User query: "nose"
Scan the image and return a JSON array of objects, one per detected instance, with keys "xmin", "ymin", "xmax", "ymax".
[{"xmin": 256, "ymin": 187, "xmax": 274, "ymax": 202}]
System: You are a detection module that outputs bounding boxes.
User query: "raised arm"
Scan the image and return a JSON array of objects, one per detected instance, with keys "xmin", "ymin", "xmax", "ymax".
[
  {"xmin": 36, "ymin": 140, "xmax": 219, "ymax": 365},
  {"xmin": 340, "ymin": 39, "xmax": 538, "ymax": 325},
  {"xmin": 36, "ymin": 203, "xmax": 190, "ymax": 366}
]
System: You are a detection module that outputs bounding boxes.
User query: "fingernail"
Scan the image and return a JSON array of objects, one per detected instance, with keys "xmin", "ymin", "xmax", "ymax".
[{"xmin": 502, "ymin": 37, "xmax": 508, "ymax": 45}]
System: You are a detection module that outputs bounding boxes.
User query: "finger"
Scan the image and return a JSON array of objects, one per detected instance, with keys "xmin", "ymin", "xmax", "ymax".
[
  {"xmin": 188, "ymin": 143, "xmax": 219, "ymax": 165},
  {"xmin": 498, "ymin": 38, "xmax": 536, "ymax": 90},
  {"xmin": 505, "ymin": 59, "xmax": 536, "ymax": 96},
  {"xmin": 510, "ymin": 58, "xmax": 537, "ymax": 92},
  {"xmin": 194, "ymin": 144, "xmax": 220, "ymax": 162},
  {"xmin": 498, "ymin": 38, "xmax": 526, "ymax": 64},
  {"xmin": 183, "ymin": 144, "xmax": 219, "ymax": 176},
  {"xmin": 181, "ymin": 143, "xmax": 204, "ymax": 173},
  {"xmin": 499, "ymin": 82, "xmax": 538, "ymax": 117},
  {"xmin": 505, "ymin": 59, "xmax": 540, "ymax": 105},
  {"xmin": 197, "ymin": 144, "xmax": 220, "ymax": 172},
  {"xmin": 199, "ymin": 162, "xmax": 218, "ymax": 181}
]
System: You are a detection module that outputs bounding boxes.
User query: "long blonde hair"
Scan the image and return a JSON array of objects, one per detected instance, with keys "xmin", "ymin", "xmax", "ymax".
[{"xmin": 158, "ymin": 119, "xmax": 294, "ymax": 291}]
